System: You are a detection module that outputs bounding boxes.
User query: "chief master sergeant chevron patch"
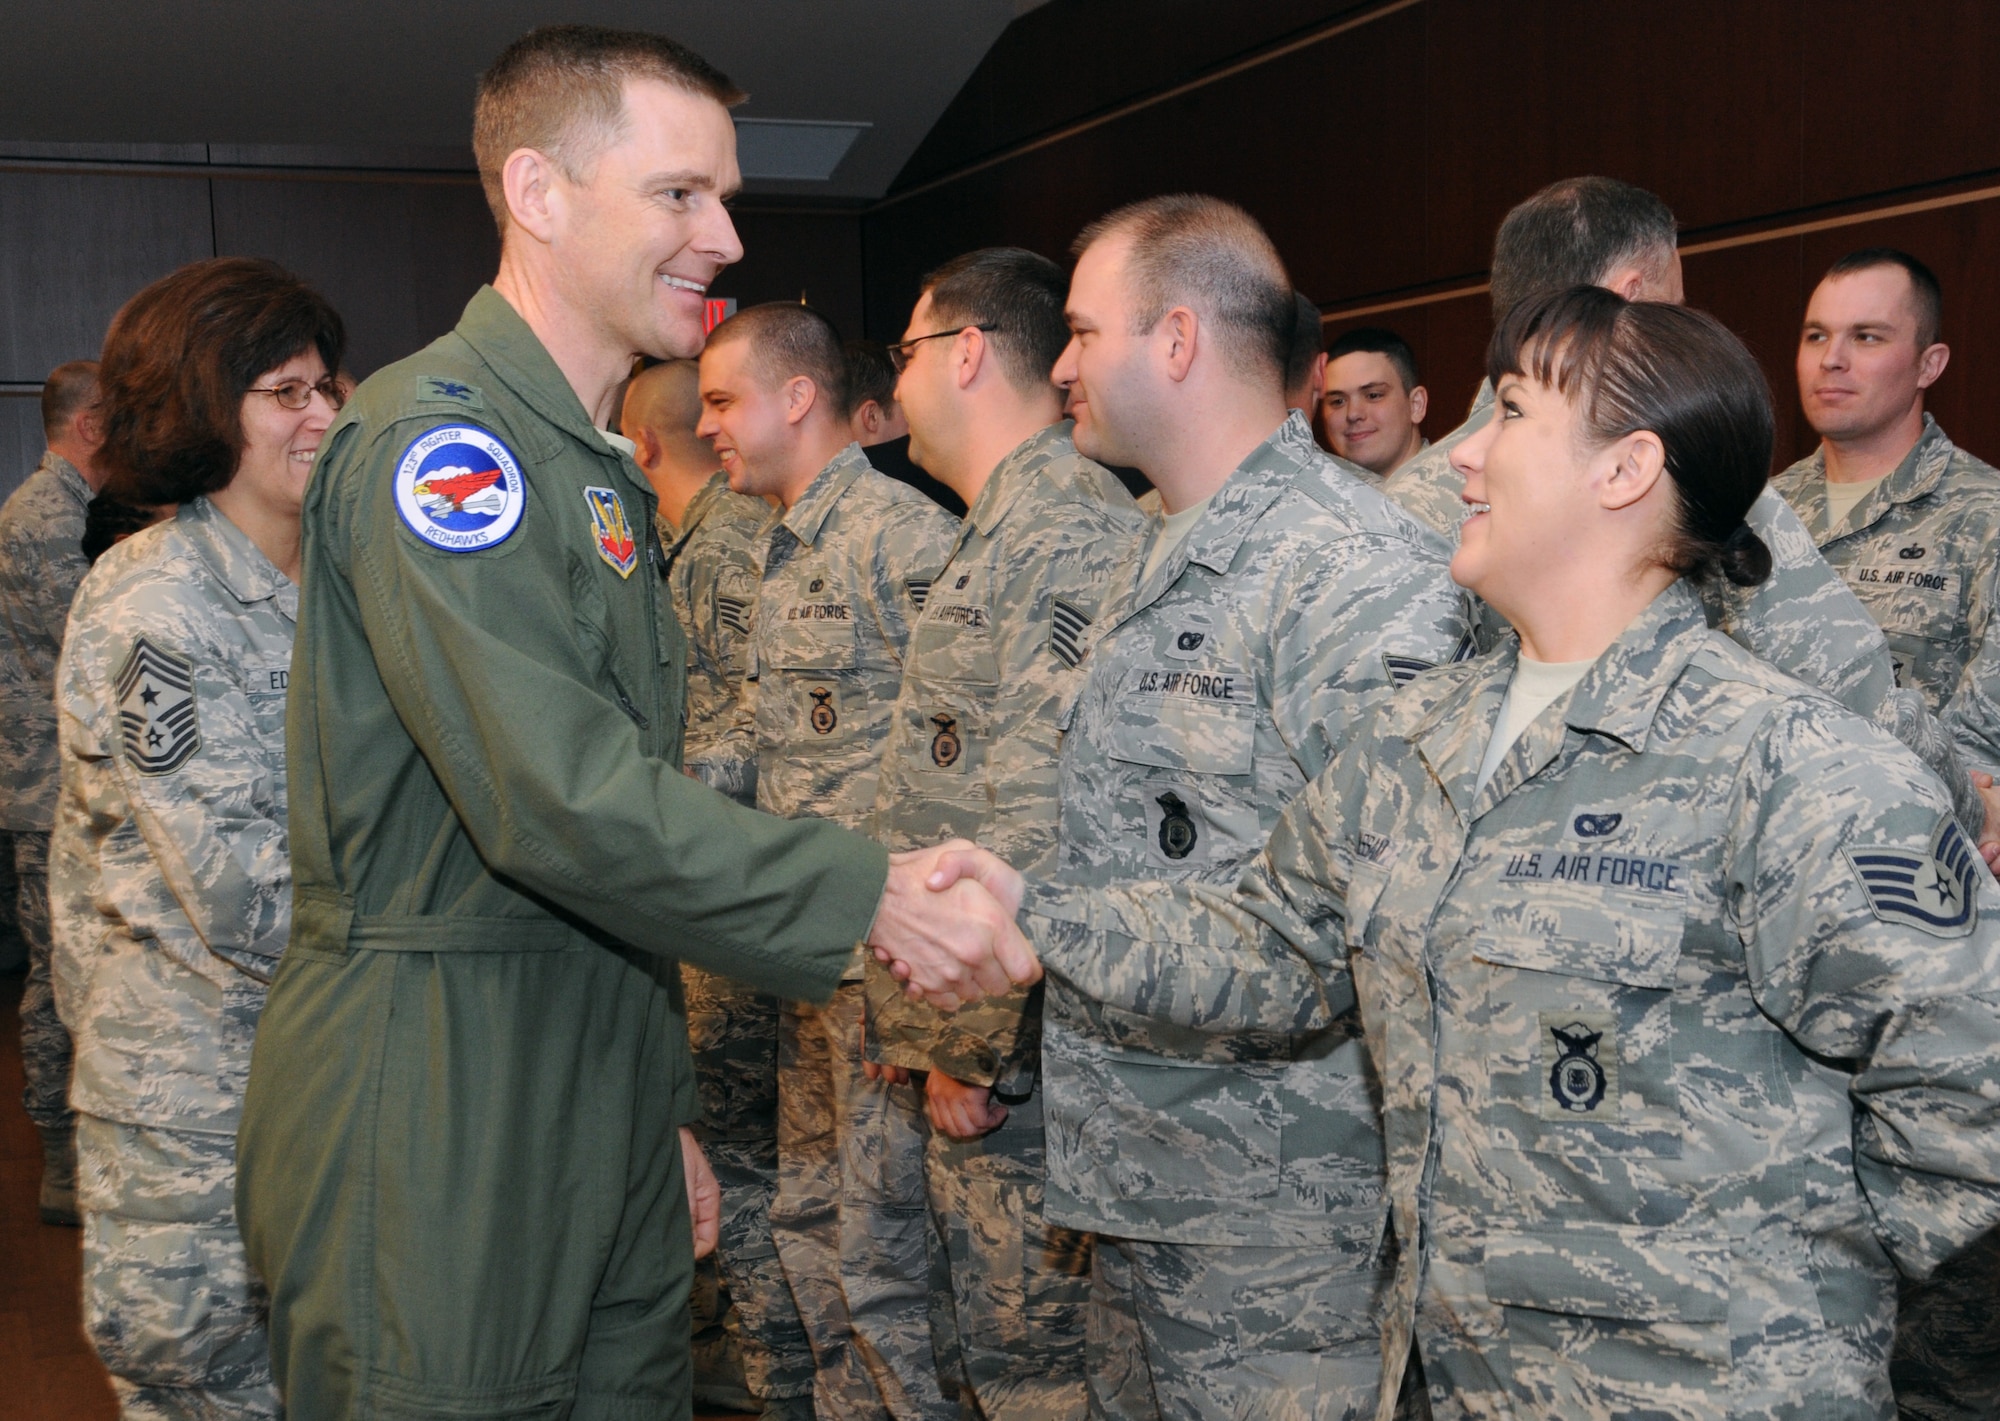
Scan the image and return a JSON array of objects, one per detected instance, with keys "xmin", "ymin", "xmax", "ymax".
[{"xmin": 115, "ymin": 636, "xmax": 200, "ymax": 775}]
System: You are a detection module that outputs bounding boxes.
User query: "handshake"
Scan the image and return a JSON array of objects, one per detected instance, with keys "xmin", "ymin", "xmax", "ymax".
[{"xmin": 863, "ymin": 840, "xmax": 1043, "ymax": 1010}]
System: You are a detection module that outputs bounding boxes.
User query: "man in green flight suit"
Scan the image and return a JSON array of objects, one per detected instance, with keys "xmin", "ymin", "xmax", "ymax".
[{"xmin": 235, "ymin": 26, "xmax": 1029, "ymax": 1421}]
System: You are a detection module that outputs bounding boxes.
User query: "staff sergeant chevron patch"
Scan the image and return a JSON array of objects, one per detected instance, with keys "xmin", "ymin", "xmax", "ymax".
[
  {"xmin": 116, "ymin": 636, "xmax": 201, "ymax": 775},
  {"xmin": 1844, "ymin": 818, "xmax": 1979, "ymax": 937}
]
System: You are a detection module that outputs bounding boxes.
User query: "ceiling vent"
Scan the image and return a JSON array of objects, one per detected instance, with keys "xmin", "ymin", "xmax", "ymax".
[{"xmin": 733, "ymin": 119, "xmax": 870, "ymax": 182}]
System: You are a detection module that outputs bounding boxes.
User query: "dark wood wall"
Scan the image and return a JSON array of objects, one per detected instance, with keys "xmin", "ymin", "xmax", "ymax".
[
  {"xmin": 0, "ymin": 157, "xmax": 500, "ymax": 501},
  {"xmin": 860, "ymin": 0, "xmax": 2000, "ymax": 470}
]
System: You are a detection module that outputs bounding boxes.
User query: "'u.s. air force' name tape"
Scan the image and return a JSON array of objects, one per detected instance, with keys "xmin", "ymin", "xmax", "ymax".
[{"xmin": 394, "ymin": 424, "xmax": 526, "ymax": 553}]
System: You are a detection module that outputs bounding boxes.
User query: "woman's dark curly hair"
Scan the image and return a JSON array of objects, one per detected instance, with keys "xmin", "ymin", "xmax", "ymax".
[{"xmin": 96, "ymin": 257, "xmax": 345, "ymax": 504}]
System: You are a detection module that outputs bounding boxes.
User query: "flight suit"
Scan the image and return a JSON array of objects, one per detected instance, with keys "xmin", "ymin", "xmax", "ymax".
[
  {"xmin": 1048, "ymin": 411, "xmax": 1470, "ymax": 1420},
  {"xmin": 236, "ymin": 287, "xmax": 886, "ymax": 1421},
  {"xmin": 0, "ymin": 448, "xmax": 91, "ymax": 1212},
  {"xmin": 51, "ymin": 499, "xmax": 295, "ymax": 1419},
  {"xmin": 1384, "ymin": 382, "xmax": 1985, "ymax": 832},
  {"xmin": 749, "ymin": 442, "xmax": 957, "ymax": 1421},
  {"xmin": 1023, "ymin": 580, "xmax": 2000, "ymax": 1421},
  {"xmin": 866, "ymin": 421, "xmax": 1146, "ymax": 1419},
  {"xmin": 664, "ymin": 471, "xmax": 817, "ymax": 1418}
]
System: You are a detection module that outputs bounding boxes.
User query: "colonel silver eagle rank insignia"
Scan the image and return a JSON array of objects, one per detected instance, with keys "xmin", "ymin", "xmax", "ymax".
[{"xmin": 117, "ymin": 637, "xmax": 200, "ymax": 775}]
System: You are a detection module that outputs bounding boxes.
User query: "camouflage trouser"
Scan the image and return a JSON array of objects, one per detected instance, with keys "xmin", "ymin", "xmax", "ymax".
[
  {"xmin": 1892, "ymin": 1225, "xmax": 2000, "ymax": 1421},
  {"xmin": 0, "ymin": 827, "xmax": 25, "ymax": 974},
  {"xmin": 835, "ymin": 1010, "xmax": 954, "ymax": 1421},
  {"xmin": 690, "ymin": 1251, "xmax": 756, "ymax": 1414},
  {"xmin": 684, "ymin": 964, "xmax": 815, "ymax": 1408},
  {"xmin": 15, "ymin": 829, "xmax": 74, "ymax": 1131},
  {"xmin": 773, "ymin": 986, "xmax": 892, "ymax": 1420},
  {"xmin": 1088, "ymin": 1234, "xmax": 1388, "ymax": 1421},
  {"xmin": 75, "ymin": 1115, "xmax": 279, "ymax": 1420},
  {"xmin": 926, "ymin": 1083, "xmax": 1092, "ymax": 1420}
]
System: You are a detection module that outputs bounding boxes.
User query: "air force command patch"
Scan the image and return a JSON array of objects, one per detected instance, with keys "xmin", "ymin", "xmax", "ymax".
[
  {"xmin": 1845, "ymin": 819, "xmax": 1979, "ymax": 937},
  {"xmin": 394, "ymin": 425, "xmax": 526, "ymax": 553},
  {"xmin": 116, "ymin": 637, "xmax": 200, "ymax": 775},
  {"xmin": 584, "ymin": 486, "xmax": 639, "ymax": 578}
]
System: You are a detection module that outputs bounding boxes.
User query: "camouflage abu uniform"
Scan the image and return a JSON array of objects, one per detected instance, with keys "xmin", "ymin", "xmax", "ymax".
[
  {"xmin": 1772, "ymin": 415, "xmax": 2000, "ymax": 715},
  {"xmin": 753, "ymin": 442, "xmax": 956, "ymax": 1421},
  {"xmin": 1385, "ymin": 381, "xmax": 1984, "ymax": 832},
  {"xmin": 50, "ymin": 498, "xmax": 294, "ymax": 1420},
  {"xmin": 0, "ymin": 450, "xmax": 92, "ymax": 1148},
  {"xmin": 866, "ymin": 421, "xmax": 1145, "ymax": 1419},
  {"xmin": 1772, "ymin": 418, "xmax": 2000, "ymax": 1421},
  {"xmin": 1023, "ymin": 579, "xmax": 2000, "ymax": 1421},
  {"xmin": 1049, "ymin": 411, "xmax": 1470, "ymax": 1420},
  {"xmin": 664, "ymin": 469, "xmax": 817, "ymax": 1416}
]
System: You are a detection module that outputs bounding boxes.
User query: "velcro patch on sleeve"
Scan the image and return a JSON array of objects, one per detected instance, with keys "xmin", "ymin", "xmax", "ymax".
[
  {"xmin": 116, "ymin": 636, "xmax": 200, "ymax": 775},
  {"xmin": 1844, "ymin": 819, "xmax": 1978, "ymax": 937}
]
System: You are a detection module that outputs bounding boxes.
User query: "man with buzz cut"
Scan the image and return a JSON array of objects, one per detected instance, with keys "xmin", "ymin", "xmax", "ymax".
[
  {"xmin": 863, "ymin": 247, "xmax": 1147, "ymax": 1419},
  {"xmin": 1027, "ymin": 194, "xmax": 1471, "ymax": 1421},
  {"xmin": 1775, "ymin": 249, "xmax": 2000, "ymax": 717},
  {"xmin": 697, "ymin": 300, "xmax": 960, "ymax": 1421},
  {"xmin": 625, "ymin": 358, "xmax": 814, "ymax": 1421},
  {"xmin": 236, "ymin": 28, "xmax": 1032, "ymax": 1421},
  {"xmin": 1380, "ymin": 175, "xmax": 1989, "ymax": 838},
  {"xmin": 1320, "ymin": 327, "xmax": 1428, "ymax": 480}
]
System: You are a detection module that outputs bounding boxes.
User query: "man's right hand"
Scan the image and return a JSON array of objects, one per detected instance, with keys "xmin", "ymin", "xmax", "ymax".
[{"xmin": 864, "ymin": 840, "xmax": 1038, "ymax": 1010}]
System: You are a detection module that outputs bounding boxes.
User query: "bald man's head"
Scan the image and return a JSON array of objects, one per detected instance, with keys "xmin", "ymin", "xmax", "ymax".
[{"xmin": 622, "ymin": 358, "xmax": 704, "ymax": 444}]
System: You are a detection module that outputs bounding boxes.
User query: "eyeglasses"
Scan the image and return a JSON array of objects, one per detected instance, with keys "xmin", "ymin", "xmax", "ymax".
[
  {"xmin": 246, "ymin": 376, "xmax": 346, "ymax": 411},
  {"xmin": 885, "ymin": 324, "xmax": 999, "ymax": 374}
]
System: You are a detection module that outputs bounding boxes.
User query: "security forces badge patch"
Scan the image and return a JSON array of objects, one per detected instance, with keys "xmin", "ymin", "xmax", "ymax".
[
  {"xmin": 1540, "ymin": 1011, "xmax": 1618, "ymax": 1120},
  {"xmin": 116, "ymin": 636, "xmax": 200, "ymax": 775},
  {"xmin": 929, "ymin": 713, "xmax": 962, "ymax": 768},
  {"xmin": 394, "ymin": 425, "xmax": 526, "ymax": 553},
  {"xmin": 1844, "ymin": 818, "xmax": 1980, "ymax": 936},
  {"xmin": 584, "ymin": 486, "xmax": 639, "ymax": 578}
]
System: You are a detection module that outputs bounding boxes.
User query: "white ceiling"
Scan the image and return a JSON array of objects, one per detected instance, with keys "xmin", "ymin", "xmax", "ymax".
[{"xmin": 0, "ymin": 0, "xmax": 1046, "ymax": 199}]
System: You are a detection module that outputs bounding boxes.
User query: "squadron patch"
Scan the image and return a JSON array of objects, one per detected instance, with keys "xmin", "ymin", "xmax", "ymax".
[
  {"xmin": 116, "ymin": 637, "xmax": 200, "ymax": 775},
  {"xmin": 1540, "ymin": 1012, "xmax": 1618, "ymax": 1119},
  {"xmin": 394, "ymin": 424, "xmax": 525, "ymax": 553},
  {"xmin": 1844, "ymin": 819, "xmax": 1979, "ymax": 937},
  {"xmin": 584, "ymin": 486, "xmax": 639, "ymax": 578},
  {"xmin": 1050, "ymin": 598, "xmax": 1091, "ymax": 668}
]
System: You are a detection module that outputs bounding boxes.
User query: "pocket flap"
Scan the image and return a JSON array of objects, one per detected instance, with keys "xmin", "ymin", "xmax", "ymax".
[
  {"xmin": 1474, "ymin": 919, "xmax": 1682, "ymax": 989},
  {"xmin": 1484, "ymin": 1225, "xmax": 1729, "ymax": 1323},
  {"xmin": 1102, "ymin": 700, "xmax": 1255, "ymax": 775},
  {"xmin": 762, "ymin": 611, "xmax": 857, "ymax": 670}
]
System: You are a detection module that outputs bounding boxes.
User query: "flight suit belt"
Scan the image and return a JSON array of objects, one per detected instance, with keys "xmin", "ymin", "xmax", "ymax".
[{"xmin": 293, "ymin": 887, "xmax": 583, "ymax": 955}]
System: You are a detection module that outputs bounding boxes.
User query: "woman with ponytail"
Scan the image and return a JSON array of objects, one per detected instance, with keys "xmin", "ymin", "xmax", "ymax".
[{"xmin": 924, "ymin": 285, "xmax": 2000, "ymax": 1419}]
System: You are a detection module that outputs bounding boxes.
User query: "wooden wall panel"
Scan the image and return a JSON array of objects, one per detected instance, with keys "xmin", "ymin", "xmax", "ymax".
[
  {"xmin": 871, "ymin": 0, "xmax": 2000, "ymax": 468},
  {"xmin": 715, "ymin": 210, "xmax": 866, "ymax": 343},
  {"xmin": 0, "ymin": 394, "xmax": 47, "ymax": 505},
  {"xmin": 210, "ymin": 178, "xmax": 497, "ymax": 378},
  {"xmin": 0, "ymin": 170, "xmax": 213, "ymax": 383}
]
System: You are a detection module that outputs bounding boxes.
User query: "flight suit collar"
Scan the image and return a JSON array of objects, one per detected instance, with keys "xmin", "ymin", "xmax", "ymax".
[
  {"xmin": 179, "ymin": 496, "xmax": 298, "ymax": 621},
  {"xmin": 965, "ymin": 420, "xmax": 1076, "ymax": 541},
  {"xmin": 1412, "ymin": 581, "xmax": 1707, "ymax": 822},
  {"xmin": 452, "ymin": 286, "xmax": 608, "ymax": 453},
  {"xmin": 781, "ymin": 442, "xmax": 871, "ymax": 548},
  {"xmin": 40, "ymin": 450, "xmax": 92, "ymax": 509}
]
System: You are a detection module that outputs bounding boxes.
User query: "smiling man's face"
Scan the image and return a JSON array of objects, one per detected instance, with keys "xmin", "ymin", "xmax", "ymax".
[{"xmin": 550, "ymin": 77, "xmax": 744, "ymax": 361}]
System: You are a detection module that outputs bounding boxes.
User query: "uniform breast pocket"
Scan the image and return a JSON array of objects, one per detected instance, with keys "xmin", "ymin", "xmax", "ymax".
[
  {"xmin": 1474, "ymin": 906, "xmax": 1687, "ymax": 1159},
  {"xmin": 909, "ymin": 610, "xmax": 1000, "ymax": 686},
  {"xmin": 764, "ymin": 614, "xmax": 860, "ymax": 740},
  {"xmin": 1102, "ymin": 695, "xmax": 1258, "ymax": 870}
]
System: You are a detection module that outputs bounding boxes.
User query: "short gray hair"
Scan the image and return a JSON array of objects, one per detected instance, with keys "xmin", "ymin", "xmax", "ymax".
[{"xmin": 1489, "ymin": 176, "xmax": 1677, "ymax": 321}]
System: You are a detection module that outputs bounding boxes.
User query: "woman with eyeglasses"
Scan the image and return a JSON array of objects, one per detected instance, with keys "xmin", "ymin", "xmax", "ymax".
[
  {"xmin": 932, "ymin": 286, "xmax": 2000, "ymax": 1419},
  {"xmin": 49, "ymin": 257, "xmax": 343, "ymax": 1418}
]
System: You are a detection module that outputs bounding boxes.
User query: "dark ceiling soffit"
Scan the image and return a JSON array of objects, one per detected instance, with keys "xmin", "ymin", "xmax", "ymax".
[
  {"xmin": 0, "ymin": 154, "xmax": 480, "ymax": 185},
  {"xmin": 872, "ymin": 0, "xmax": 1425, "ymax": 211}
]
